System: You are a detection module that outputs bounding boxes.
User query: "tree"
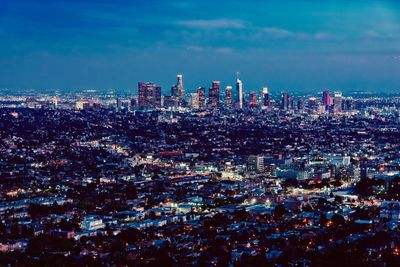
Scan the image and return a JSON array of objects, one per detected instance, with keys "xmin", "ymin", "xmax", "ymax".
[
  {"xmin": 274, "ymin": 204, "xmax": 286, "ymax": 219},
  {"xmin": 331, "ymin": 214, "xmax": 345, "ymax": 227}
]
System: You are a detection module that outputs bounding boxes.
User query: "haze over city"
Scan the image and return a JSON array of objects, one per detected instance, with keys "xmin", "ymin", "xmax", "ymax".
[{"xmin": 1, "ymin": 0, "xmax": 400, "ymax": 92}]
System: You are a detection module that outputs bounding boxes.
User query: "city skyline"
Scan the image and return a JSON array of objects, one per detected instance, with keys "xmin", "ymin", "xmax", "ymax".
[
  {"xmin": 1, "ymin": 0, "xmax": 400, "ymax": 92},
  {"xmin": 2, "ymin": 2, "xmax": 400, "ymax": 264}
]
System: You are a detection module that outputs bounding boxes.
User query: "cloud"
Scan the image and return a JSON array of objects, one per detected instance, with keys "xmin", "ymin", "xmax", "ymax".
[
  {"xmin": 215, "ymin": 47, "xmax": 234, "ymax": 54},
  {"xmin": 262, "ymin": 27, "xmax": 293, "ymax": 38},
  {"xmin": 262, "ymin": 27, "xmax": 332, "ymax": 41},
  {"xmin": 185, "ymin": 45, "xmax": 204, "ymax": 52},
  {"xmin": 175, "ymin": 19, "xmax": 246, "ymax": 29},
  {"xmin": 362, "ymin": 30, "xmax": 381, "ymax": 39},
  {"xmin": 314, "ymin": 32, "xmax": 331, "ymax": 40},
  {"xmin": 184, "ymin": 45, "xmax": 233, "ymax": 54},
  {"xmin": 360, "ymin": 30, "xmax": 400, "ymax": 41}
]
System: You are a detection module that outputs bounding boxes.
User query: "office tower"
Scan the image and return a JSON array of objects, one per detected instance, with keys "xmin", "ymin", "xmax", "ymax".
[
  {"xmin": 247, "ymin": 155, "xmax": 264, "ymax": 172},
  {"xmin": 76, "ymin": 100, "xmax": 89, "ymax": 110},
  {"xmin": 197, "ymin": 87, "xmax": 206, "ymax": 109},
  {"xmin": 333, "ymin": 97, "xmax": 342, "ymax": 112},
  {"xmin": 116, "ymin": 98, "xmax": 122, "ymax": 111},
  {"xmin": 334, "ymin": 91, "xmax": 342, "ymax": 98},
  {"xmin": 138, "ymin": 82, "xmax": 147, "ymax": 109},
  {"xmin": 154, "ymin": 87, "xmax": 162, "ymax": 109},
  {"xmin": 342, "ymin": 98, "xmax": 353, "ymax": 111},
  {"xmin": 225, "ymin": 86, "xmax": 233, "ymax": 107},
  {"xmin": 208, "ymin": 81, "xmax": 220, "ymax": 109},
  {"xmin": 317, "ymin": 104, "xmax": 326, "ymax": 114},
  {"xmin": 163, "ymin": 95, "xmax": 176, "ymax": 109},
  {"xmin": 333, "ymin": 91, "xmax": 343, "ymax": 112},
  {"xmin": 249, "ymin": 91, "xmax": 258, "ymax": 107},
  {"xmin": 281, "ymin": 92, "xmax": 290, "ymax": 110},
  {"xmin": 191, "ymin": 93, "xmax": 200, "ymax": 110},
  {"xmin": 236, "ymin": 77, "xmax": 243, "ymax": 109},
  {"xmin": 261, "ymin": 87, "xmax": 270, "ymax": 109},
  {"xmin": 307, "ymin": 97, "xmax": 318, "ymax": 111},
  {"xmin": 297, "ymin": 98, "xmax": 305, "ymax": 112},
  {"xmin": 289, "ymin": 95, "xmax": 294, "ymax": 110},
  {"xmin": 138, "ymin": 82, "xmax": 162, "ymax": 110},
  {"xmin": 322, "ymin": 90, "xmax": 332, "ymax": 107},
  {"xmin": 171, "ymin": 74, "xmax": 186, "ymax": 107}
]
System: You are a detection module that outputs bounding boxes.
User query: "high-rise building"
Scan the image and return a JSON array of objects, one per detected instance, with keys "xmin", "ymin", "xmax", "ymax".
[
  {"xmin": 171, "ymin": 74, "xmax": 186, "ymax": 107},
  {"xmin": 333, "ymin": 97, "xmax": 342, "ymax": 112},
  {"xmin": 138, "ymin": 82, "xmax": 162, "ymax": 110},
  {"xmin": 333, "ymin": 91, "xmax": 343, "ymax": 112},
  {"xmin": 76, "ymin": 100, "xmax": 90, "ymax": 110},
  {"xmin": 163, "ymin": 95, "xmax": 176, "ymax": 109},
  {"xmin": 225, "ymin": 86, "xmax": 233, "ymax": 107},
  {"xmin": 197, "ymin": 87, "xmax": 206, "ymax": 109},
  {"xmin": 190, "ymin": 93, "xmax": 200, "ymax": 110},
  {"xmin": 154, "ymin": 87, "xmax": 162, "ymax": 109},
  {"xmin": 261, "ymin": 87, "xmax": 270, "ymax": 109},
  {"xmin": 236, "ymin": 77, "xmax": 243, "ymax": 109},
  {"xmin": 342, "ymin": 98, "xmax": 353, "ymax": 111},
  {"xmin": 322, "ymin": 90, "xmax": 332, "ymax": 107},
  {"xmin": 247, "ymin": 155, "xmax": 265, "ymax": 172},
  {"xmin": 296, "ymin": 98, "xmax": 305, "ymax": 112},
  {"xmin": 307, "ymin": 97, "xmax": 319, "ymax": 111},
  {"xmin": 281, "ymin": 92, "xmax": 291, "ymax": 110},
  {"xmin": 208, "ymin": 81, "xmax": 220, "ymax": 109},
  {"xmin": 249, "ymin": 91, "xmax": 258, "ymax": 107},
  {"xmin": 116, "ymin": 98, "xmax": 122, "ymax": 111}
]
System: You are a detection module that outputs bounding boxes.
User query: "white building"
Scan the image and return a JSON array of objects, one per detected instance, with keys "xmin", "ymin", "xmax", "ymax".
[
  {"xmin": 190, "ymin": 93, "xmax": 200, "ymax": 109},
  {"xmin": 81, "ymin": 216, "xmax": 105, "ymax": 231},
  {"xmin": 236, "ymin": 77, "xmax": 243, "ymax": 109}
]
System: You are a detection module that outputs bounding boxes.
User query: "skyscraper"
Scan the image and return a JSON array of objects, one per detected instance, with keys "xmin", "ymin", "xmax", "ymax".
[
  {"xmin": 236, "ymin": 76, "xmax": 243, "ymax": 109},
  {"xmin": 138, "ymin": 82, "xmax": 162, "ymax": 110},
  {"xmin": 163, "ymin": 95, "xmax": 176, "ymax": 109},
  {"xmin": 208, "ymin": 81, "xmax": 220, "ymax": 109},
  {"xmin": 323, "ymin": 90, "xmax": 332, "ymax": 107},
  {"xmin": 261, "ymin": 87, "xmax": 270, "ymax": 109},
  {"xmin": 249, "ymin": 91, "xmax": 258, "ymax": 107},
  {"xmin": 281, "ymin": 92, "xmax": 290, "ymax": 110},
  {"xmin": 171, "ymin": 74, "xmax": 186, "ymax": 107},
  {"xmin": 333, "ymin": 91, "xmax": 343, "ymax": 113},
  {"xmin": 225, "ymin": 86, "xmax": 233, "ymax": 107},
  {"xmin": 342, "ymin": 98, "xmax": 353, "ymax": 111},
  {"xmin": 296, "ymin": 98, "xmax": 305, "ymax": 112},
  {"xmin": 190, "ymin": 93, "xmax": 200, "ymax": 110},
  {"xmin": 116, "ymin": 97, "xmax": 122, "ymax": 111},
  {"xmin": 197, "ymin": 87, "xmax": 206, "ymax": 109}
]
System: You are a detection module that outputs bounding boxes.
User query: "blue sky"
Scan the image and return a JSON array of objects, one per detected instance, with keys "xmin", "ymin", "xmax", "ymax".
[{"xmin": 1, "ymin": 0, "xmax": 400, "ymax": 93}]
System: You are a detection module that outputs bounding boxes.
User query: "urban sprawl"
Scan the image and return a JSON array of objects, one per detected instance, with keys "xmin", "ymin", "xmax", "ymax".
[{"xmin": 1, "ymin": 75, "xmax": 400, "ymax": 266}]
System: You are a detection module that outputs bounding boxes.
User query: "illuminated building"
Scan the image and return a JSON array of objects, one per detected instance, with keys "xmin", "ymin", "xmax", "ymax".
[
  {"xmin": 138, "ymin": 82, "xmax": 162, "ymax": 110},
  {"xmin": 208, "ymin": 81, "xmax": 220, "ymax": 109},
  {"xmin": 225, "ymin": 85, "xmax": 233, "ymax": 107}
]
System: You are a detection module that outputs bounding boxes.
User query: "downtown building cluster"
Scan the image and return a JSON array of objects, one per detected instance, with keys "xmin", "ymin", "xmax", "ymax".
[
  {"xmin": 136, "ymin": 74, "xmax": 266, "ymax": 111},
  {"xmin": 135, "ymin": 74, "xmax": 354, "ymax": 116}
]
